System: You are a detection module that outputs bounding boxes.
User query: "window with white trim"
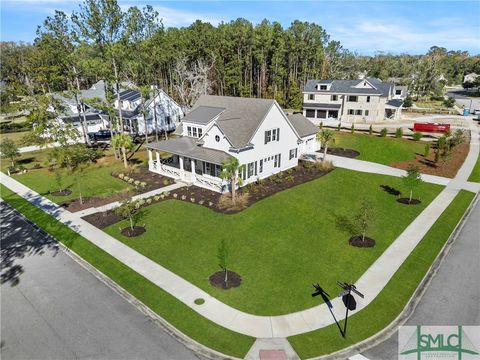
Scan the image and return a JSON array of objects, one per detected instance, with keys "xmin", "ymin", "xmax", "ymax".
[
  {"xmin": 187, "ymin": 126, "xmax": 192, "ymax": 136},
  {"xmin": 331, "ymin": 95, "xmax": 338, "ymax": 101},
  {"xmin": 274, "ymin": 154, "xmax": 281, "ymax": 168},
  {"xmin": 308, "ymin": 94, "xmax": 314, "ymax": 100},
  {"xmin": 355, "ymin": 110, "xmax": 362, "ymax": 115},
  {"xmin": 347, "ymin": 96, "xmax": 358, "ymax": 102},
  {"xmin": 192, "ymin": 127, "xmax": 197, "ymax": 137},
  {"xmin": 289, "ymin": 148, "xmax": 298, "ymax": 160},
  {"xmin": 365, "ymin": 110, "xmax": 369, "ymax": 116},
  {"xmin": 348, "ymin": 109, "xmax": 355, "ymax": 115},
  {"xmin": 366, "ymin": 96, "xmax": 371, "ymax": 103},
  {"xmin": 259, "ymin": 159, "xmax": 263, "ymax": 173},
  {"xmin": 265, "ymin": 128, "xmax": 280, "ymax": 144}
]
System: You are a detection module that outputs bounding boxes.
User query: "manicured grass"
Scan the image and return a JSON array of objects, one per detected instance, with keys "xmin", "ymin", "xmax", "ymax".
[
  {"xmin": 2, "ymin": 148, "xmax": 151, "ymax": 203},
  {"xmin": 467, "ymin": 153, "xmax": 480, "ymax": 182},
  {"xmin": 331, "ymin": 132, "xmax": 426, "ymax": 165},
  {"xmin": 288, "ymin": 189, "xmax": 475, "ymax": 359},
  {"xmin": 0, "ymin": 131, "xmax": 30, "ymax": 145},
  {"xmin": 0, "ymin": 184, "xmax": 255, "ymax": 358},
  {"xmin": 105, "ymin": 169, "xmax": 443, "ymax": 315},
  {"xmin": 414, "ymin": 100, "xmax": 445, "ymax": 109}
]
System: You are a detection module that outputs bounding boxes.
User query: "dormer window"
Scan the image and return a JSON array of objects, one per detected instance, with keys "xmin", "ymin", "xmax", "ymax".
[{"xmin": 320, "ymin": 85, "xmax": 327, "ymax": 90}]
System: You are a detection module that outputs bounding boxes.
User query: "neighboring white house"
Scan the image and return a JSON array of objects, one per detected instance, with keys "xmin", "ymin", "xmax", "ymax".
[
  {"xmin": 146, "ymin": 95, "xmax": 319, "ymax": 193},
  {"xmin": 52, "ymin": 81, "xmax": 183, "ymax": 136},
  {"xmin": 303, "ymin": 77, "xmax": 406, "ymax": 123},
  {"xmin": 464, "ymin": 73, "xmax": 479, "ymax": 84}
]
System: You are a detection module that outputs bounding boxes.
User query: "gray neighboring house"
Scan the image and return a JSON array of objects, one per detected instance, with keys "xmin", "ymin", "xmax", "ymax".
[{"xmin": 303, "ymin": 77, "xmax": 406, "ymax": 123}]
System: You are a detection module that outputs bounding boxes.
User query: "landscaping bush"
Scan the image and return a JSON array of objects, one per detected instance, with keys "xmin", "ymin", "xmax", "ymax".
[
  {"xmin": 395, "ymin": 127, "xmax": 403, "ymax": 138},
  {"xmin": 315, "ymin": 159, "xmax": 334, "ymax": 171},
  {"xmin": 217, "ymin": 192, "xmax": 249, "ymax": 211},
  {"xmin": 443, "ymin": 97, "xmax": 455, "ymax": 108},
  {"xmin": 154, "ymin": 195, "xmax": 160, "ymax": 201},
  {"xmin": 413, "ymin": 132, "xmax": 423, "ymax": 141},
  {"xmin": 369, "ymin": 125, "xmax": 373, "ymax": 135},
  {"xmin": 403, "ymin": 96, "xmax": 413, "ymax": 108},
  {"xmin": 380, "ymin": 128, "xmax": 388, "ymax": 137},
  {"xmin": 140, "ymin": 181, "xmax": 147, "ymax": 188},
  {"xmin": 163, "ymin": 179, "xmax": 170, "ymax": 186},
  {"xmin": 351, "ymin": 123, "xmax": 355, "ymax": 134}
]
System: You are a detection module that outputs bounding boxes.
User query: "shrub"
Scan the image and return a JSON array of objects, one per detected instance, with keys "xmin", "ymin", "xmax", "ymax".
[
  {"xmin": 137, "ymin": 199, "xmax": 145, "ymax": 206},
  {"xmin": 164, "ymin": 191, "xmax": 170, "ymax": 197},
  {"xmin": 380, "ymin": 128, "xmax": 388, "ymax": 137},
  {"xmin": 154, "ymin": 195, "xmax": 160, "ymax": 201},
  {"xmin": 190, "ymin": 198, "xmax": 195, "ymax": 203},
  {"xmin": 413, "ymin": 132, "xmax": 423, "ymax": 141},
  {"xmin": 33, "ymin": 163, "xmax": 41, "ymax": 169},
  {"xmin": 118, "ymin": 173, "xmax": 125, "ymax": 179},
  {"xmin": 163, "ymin": 179, "xmax": 170, "ymax": 186},
  {"xmin": 315, "ymin": 159, "xmax": 334, "ymax": 171},
  {"xmin": 173, "ymin": 193, "xmax": 178, "ymax": 198},
  {"xmin": 199, "ymin": 200, "xmax": 204, "ymax": 205},
  {"xmin": 395, "ymin": 127, "xmax": 403, "ymax": 138},
  {"xmin": 285, "ymin": 175, "xmax": 295, "ymax": 182},
  {"xmin": 369, "ymin": 125, "xmax": 373, "ymax": 135},
  {"xmin": 146, "ymin": 198, "xmax": 152, "ymax": 204},
  {"xmin": 351, "ymin": 123, "xmax": 355, "ymax": 134},
  {"xmin": 286, "ymin": 168, "xmax": 293, "ymax": 175},
  {"xmin": 303, "ymin": 161, "xmax": 314, "ymax": 169},
  {"xmin": 181, "ymin": 195, "xmax": 186, "ymax": 200},
  {"xmin": 134, "ymin": 180, "xmax": 141, "ymax": 186},
  {"xmin": 443, "ymin": 97, "xmax": 455, "ymax": 108},
  {"xmin": 403, "ymin": 96, "xmax": 413, "ymax": 108},
  {"xmin": 208, "ymin": 202, "xmax": 213, "ymax": 207},
  {"xmin": 128, "ymin": 178, "xmax": 135, "ymax": 184},
  {"xmin": 217, "ymin": 192, "xmax": 249, "ymax": 211},
  {"xmin": 424, "ymin": 143, "xmax": 431, "ymax": 157},
  {"xmin": 319, "ymin": 121, "xmax": 323, "ymax": 130},
  {"xmin": 140, "ymin": 181, "xmax": 147, "ymax": 188},
  {"xmin": 135, "ymin": 202, "xmax": 141, "ymax": 209}
]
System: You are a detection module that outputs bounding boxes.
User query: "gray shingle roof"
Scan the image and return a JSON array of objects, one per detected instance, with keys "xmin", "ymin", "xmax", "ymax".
[
  {"xmin": 303, "ymin": 103, "xmax": 341, "ymax": 109},
  {"xmin": 304, "ymin": 78, "xmax": 392, "ymax": 96},
  {"xmin": 191, "ymin": 95, "xmax": 276, "ymax": 149},
  {"xmin": 183, "ymin": 106, "xmax": 225, "ymax": 125},
  {"xmin": 119, "ymin": 89, "xmax": 141, "ymax": 102},
  {"xmin": 287, "ymin": 114, "xmax": 319, "ymax": 138},
  {"xmin": 147, "ymin": 137, "xmax": 231, "ymax": 165}
]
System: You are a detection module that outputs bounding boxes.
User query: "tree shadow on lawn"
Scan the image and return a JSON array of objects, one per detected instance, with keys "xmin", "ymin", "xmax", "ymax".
[{"xmin": 380, "ymin": 185, "xmax": 401, "ymax": 196}]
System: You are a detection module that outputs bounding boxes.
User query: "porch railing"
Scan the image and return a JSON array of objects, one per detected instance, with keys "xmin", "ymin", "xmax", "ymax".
[
  {"xmin": 150, "ymin": 161, "xmax": 181, "ymax": 178},
  {"xmin": 195, "ymin": 173, "xmax": 224, "ymax": 192}
]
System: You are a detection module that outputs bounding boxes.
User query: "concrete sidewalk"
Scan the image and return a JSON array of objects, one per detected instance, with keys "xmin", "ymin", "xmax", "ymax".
[{"xmin": 1, "ymin": 119, "xmax": 478, "ymax": 339}]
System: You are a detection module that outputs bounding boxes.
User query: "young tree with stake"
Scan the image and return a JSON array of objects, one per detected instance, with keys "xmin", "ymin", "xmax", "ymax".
[
  {"xmin": 316, "ymin": 129, "xmax": 336, "ymax": 161},
  {"xmin": 402, "ymin": 164, "xmax": 423, "ymax": 204},
  {"xmin": 217, "ymin": 239, "xmax": 229, "ymax": 286}
]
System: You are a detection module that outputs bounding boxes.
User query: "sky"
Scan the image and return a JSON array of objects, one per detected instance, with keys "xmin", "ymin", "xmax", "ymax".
[{"xmin": 1, "ymin": 0, "xmax": 479, "ymax": 55}]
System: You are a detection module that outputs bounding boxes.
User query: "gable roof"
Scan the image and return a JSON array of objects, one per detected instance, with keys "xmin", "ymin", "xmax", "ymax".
[
  {"xmin": 287, "ymin": 113, "xmax": 319, "ymax": 138},
  {"xmin": 191, "ymin": 95, "xmax": 276, "ymax": 149},
  {"xmin": 304, "ymin": 78, "xmax": 393, "ymax": 96},
  {"xmin": 183, "ymin": 106, "xmax": 225, "ymax": 125}
]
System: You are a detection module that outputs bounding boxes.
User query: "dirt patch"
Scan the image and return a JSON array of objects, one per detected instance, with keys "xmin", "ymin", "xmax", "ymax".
[
  {"xmin": 397, "ymin": 198, "xmax": 421, "ymax": 205},
  {"xmin": 321, "ymin": 147, "xmax": 360, "ymax": 158},
  {"xmin": 120, "ymin": 226, "xmax": 146, "ymax": 237},
  {"xmin": 82, "ymin": 160, "xmax": 332, "ymax": 228},
  {"xmin": 209, "ymin": 270, "xmax": 242, "ymax": 289},
  {"xmin": 390, "ymin": 142, "xmax": 469, "ymax": 178},
  {"xmin": 50, "ymin": 189, "xmax": 72, "ymax": 196},
  {"xmin": 349, "ymin": 236, "xmax": 376, "ymax": 248}
]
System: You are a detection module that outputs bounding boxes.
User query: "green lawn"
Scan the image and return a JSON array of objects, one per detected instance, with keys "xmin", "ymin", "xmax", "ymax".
[
  {"xmin": 468, "ymin": 152, "xmax": 480, "ymax": 182},
  {"xmin": 105, "ymin": 168, "xmax": 443, "ymax": 315},
  {"xmin": 288, "ymin": 189, "xmax": 475, "ymax": 359},
  {"xmin": 0, "ymin": 131, "xmax": 30, "ymax": 145},
  {"xmin": 2, "ymin": 148, "xmax": 149, "ymax": 203},
  {"xmin": 331, "ymin": 132, "xmax": 426, "ymax": 165},
  {"xmin": 414, "ymin": 100, "xmax": 445, "ymax": 109},
  {"xmin": 0, "ymin": 185, "xmax": 255, "ymax": 358}
]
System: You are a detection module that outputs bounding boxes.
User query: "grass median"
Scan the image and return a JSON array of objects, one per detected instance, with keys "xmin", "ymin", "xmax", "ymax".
[
  {"xmin": 288, "ymin": 189, "xmax": 475, "ymax": 359},
  {"xmin": 0, "ymin": 184, "xmax": 255, "ymax": 358}
]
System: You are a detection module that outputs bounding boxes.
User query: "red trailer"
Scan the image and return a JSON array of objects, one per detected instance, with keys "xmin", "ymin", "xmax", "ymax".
[{"xmin": 413, "ymin": 122, "xmax": 451, "ymax": 133}]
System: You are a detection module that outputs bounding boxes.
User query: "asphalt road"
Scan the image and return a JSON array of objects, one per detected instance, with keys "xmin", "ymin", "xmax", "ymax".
[
  {"xmin": 362, "ymin": 196, "xmax": 480, "ymax": 360},
  {"xmin": 0, "ymin": 201, "xmax": 204, "ymax": 360},
  {"xmin": 447, "ymin": 90, "xmax": 480, "ymax": 111}
]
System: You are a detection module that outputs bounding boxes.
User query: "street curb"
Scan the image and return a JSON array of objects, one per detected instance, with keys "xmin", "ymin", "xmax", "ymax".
[
  {"xmin": 0, "ymin": 200, "xmax": 240, "ymax": 360},
  {"xmin": 307, "ymin": 191, "xmax": 479, "ymax": 360}
]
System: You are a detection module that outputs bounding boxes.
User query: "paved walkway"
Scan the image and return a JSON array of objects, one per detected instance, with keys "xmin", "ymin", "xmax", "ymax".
[
  {"xmin": 75, "ymin": 182, "xmax": 184, "ymax": 217},
  {"xmin": 1, "ymin": 119, "xmax": 478, "ymax": 340}
]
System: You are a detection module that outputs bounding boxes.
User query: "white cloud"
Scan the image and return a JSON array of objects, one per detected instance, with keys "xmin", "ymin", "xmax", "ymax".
[
  {"xmin": 120, "ymin": 4, "xmax": 222, "ymax": 28},
  {"xmin": 330, "ymin": 19, "xmax": 480, "ymax": 54}
]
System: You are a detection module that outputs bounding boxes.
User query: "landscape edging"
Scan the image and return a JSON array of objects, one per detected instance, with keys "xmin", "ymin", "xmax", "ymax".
[{"xmin": 306, "ymin": 191, "xmax": 479, "ymax": 360}]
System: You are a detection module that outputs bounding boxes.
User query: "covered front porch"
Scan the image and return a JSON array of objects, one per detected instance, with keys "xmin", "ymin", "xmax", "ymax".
[{"xmin": 147, "ymin": 137, "xmax": 230, "ymax": 193}]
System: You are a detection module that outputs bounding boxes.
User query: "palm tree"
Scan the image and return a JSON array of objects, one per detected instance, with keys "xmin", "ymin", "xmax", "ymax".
[
  {"xmin": 316, "ymin": 129, "xmax": 336, "ymax": 160},
  {"xmin": 219, "ymin": 156, "xmax": 244, "ymax": 203},
  {"xmin": 111, "ymin": 133, "xmax": 133, "ymax": 169}
]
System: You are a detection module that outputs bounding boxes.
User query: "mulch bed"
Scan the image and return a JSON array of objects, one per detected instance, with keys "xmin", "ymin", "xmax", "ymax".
[
  {"xmin": 397, "ymin": 198, "xmax": 421, "ymax": 205},
  {"xmin": 390, "ymin": 142, "xmax": 470, "ymax": 178},
  {"xmin": 209, "ymin": 270, "xmax": 242, "ymax": 289},
  {"xmin": 349, "ymin": 236, "xmax": 376, "ymax": 248},
  {"xmin": 120, "ymin": 226, "xmax": 146, "ymax": 237},
  {"xmin": 319, "ymin": 147, "xmax": 360, "ymax": 158},
  {"xmin": 60, "ymin": 166, "xmax": 172, "ymax": 213},
  {"xmin": 50, "ymin": 189, "xmax": 72, "ymax": 196},
  {"xmin": 82, "ymin": 160, "xmax": 333, "ymax": 229}
]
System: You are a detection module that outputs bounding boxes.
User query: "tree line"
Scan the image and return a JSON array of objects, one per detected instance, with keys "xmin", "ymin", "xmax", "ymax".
[{"xmin": 1, "ymin": 0, "xmax": 479, "ymax": 113}]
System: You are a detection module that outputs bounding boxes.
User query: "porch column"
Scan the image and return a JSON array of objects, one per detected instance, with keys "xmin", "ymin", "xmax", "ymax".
[
  {"xmin": 156, "ymin": 151, "xmax": 160, "ymax": 164},
  {"xmin": 148, "ymin": 149, "xmax": 153, "ymax": 163},
  {"xmin": 179, "ymin": 156, "xmax": 185, "ymax": 179},
  {"xmin": 191, "ymin": 159, "xmax": 196, "ymax": 181}
]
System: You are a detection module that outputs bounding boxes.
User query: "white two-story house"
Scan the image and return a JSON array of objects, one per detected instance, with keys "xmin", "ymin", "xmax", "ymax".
[
  {"xmin": 146, "ymin": 95, "xmax": 319, "ymax": 192},
  {"xmin": 303, "ymin": 78, "xmax": 405, "ymax": 123}
]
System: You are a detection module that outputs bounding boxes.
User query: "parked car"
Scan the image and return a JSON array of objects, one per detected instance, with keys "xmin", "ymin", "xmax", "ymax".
[
  {"xmin": 474, "ymin": 109, "xmax": 480, "ymax": 115},
  {"xmin": 413, "ymin": 122, "xmax": 451, "ymax": 133},
  {"xmin": 88, "ymin": 129, "xmax": 112, "ymax": 142}
]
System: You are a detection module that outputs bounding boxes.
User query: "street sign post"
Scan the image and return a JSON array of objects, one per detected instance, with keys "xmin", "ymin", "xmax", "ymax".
[{"xmin": 337, "ymin": 281, "xmax": 364, "ymax": 338}]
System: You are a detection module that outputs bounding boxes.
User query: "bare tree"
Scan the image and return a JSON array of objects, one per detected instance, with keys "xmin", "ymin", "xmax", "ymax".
[{"xmin": 173, "ymin": 57, "xmax": 213, "ymax": 107}]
